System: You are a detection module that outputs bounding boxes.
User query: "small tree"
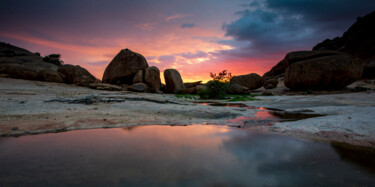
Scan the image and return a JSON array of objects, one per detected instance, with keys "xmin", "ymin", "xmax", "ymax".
[
  {"xmin": 198, "ymin": 70, "xmax": 234, "ymax": 99},
  {"xmin": 210, "ymin": 70, "xmax": 233, "ymax": 83},
  {"xmin": 43, "ymin": 54, "xmax": 64, "ymax": 66}
]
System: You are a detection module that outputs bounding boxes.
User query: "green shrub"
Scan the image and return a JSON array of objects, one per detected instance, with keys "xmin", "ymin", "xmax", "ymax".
[
  {"xmin": 43, "ymin": 54, "xmax": 64, "ymax": 66},
  {"xmin": 198, "ymin": 88, "xmax": 211, "ymax": 99},
  {"xmin": 198, "ymin": 70, "xmax": 234, "ymax": 99},
  {"xmin": 206, "ymin": 80, "xmax": 229, "ymax": 99}
]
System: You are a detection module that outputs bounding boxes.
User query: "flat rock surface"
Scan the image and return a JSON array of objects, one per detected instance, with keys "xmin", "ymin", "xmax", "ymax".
[
  {"xmin": 0, "ymin": 78, "xmax": 252, "ymax": 136},
  {"xmin": 1, "ymin": 78, "xmax": 375, "ymax": 148},
  {"xmin": 247, "ymin": 92, "xmax": 375, "ymax": 147}
]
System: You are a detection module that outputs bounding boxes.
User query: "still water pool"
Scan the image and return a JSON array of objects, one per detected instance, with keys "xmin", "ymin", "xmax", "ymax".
[{"xmin": 1, "ymin": 125, "xmax": 374, "ymax": 186}]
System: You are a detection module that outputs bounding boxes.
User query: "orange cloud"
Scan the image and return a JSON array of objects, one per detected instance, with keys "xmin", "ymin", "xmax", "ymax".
[{"xmin": 0, "ymin": 30, "xmax": 278, "ymax": 83}]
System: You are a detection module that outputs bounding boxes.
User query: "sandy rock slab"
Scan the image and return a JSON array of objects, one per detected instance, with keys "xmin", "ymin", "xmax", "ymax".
[
  {"xmin": 247, "ymin": 92, "xmax": 375, "ymax": 147},
  {"xmin": 0, "ymin": 78, "xmax": 252, "ymax": 136},
  {"xmin": 1, "ymin": 77, "xmax": 375, "ymax": 149}
]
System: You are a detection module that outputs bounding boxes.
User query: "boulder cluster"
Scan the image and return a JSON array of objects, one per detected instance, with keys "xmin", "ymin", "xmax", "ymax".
[
  {"xmin": 0, "ymin": 42, "xmax": 203, "ymax": 94},
  {"xmin": 261, "ymin": 10, "xmax": 375, "ymax": 91},
  {"xmin": 263, "ymin": 50, "xmax": 363, "ymax": 90},
  {"xmin": 101, "ymin": 48, "xmax": 203, "ymax": 94},
  {"xmin": 201, "ymin": 11, "xmax": 375, "ymax": 93},
  {"xmin": 0, "ymin": 42, "xmax": 98, "ymax": 86},
  {"xmin": 1, "ymin": 10, "xmax": 373, "ymax": 94}
]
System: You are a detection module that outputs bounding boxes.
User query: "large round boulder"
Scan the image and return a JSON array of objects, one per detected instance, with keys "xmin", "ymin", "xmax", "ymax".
[
  {"xmin": 0, "ymin": 64, "xmax": 38, "ymax": 80},
  {"xmin": 230, "ymin": 73, "xmax": 262, "ymax": 90},
  {"xmin": 180, "ymin": 87, "xmax": 197, "ymax": 94},
  {"xmin": 164, "ymin": 69, "xmax": 185, "ymax": 93},
  {"xmin": 228, "ymin": 83, "xmax": 250, "ymax": 94},
  {"xmin": 263, "ymin": 78, "xmax": 278, "ymax": 89},
  {"xmin": 144, "ymin": 66, "xmax": 161, "ymax": 93},
  {"xmin": 262, "ymin": 59, "xmax": 286, "ymax": 80},
  {"xmin": 36, "ymin": 70, "xmax": 64, "ymax": 83},
  {"xmin": 58, "ymin": 64, "xmax": 97, "ymax": 87},
  {"xmin": 133, "ymin": 70, "xmax": 143, "ymax": 83},
  {"xmin": 102, "ymin": 49, "xmax": 148, "ymax": 85},
  {"xmin": 284, "ymin": 55, "xmax": 363, "ymax": 90},
  {"xmin": 22, "ymin": 61, "xmax": 59, "ymax": 72},
  {"xmin": 285, "ymin": 50, "xmax": 344, "ymax": 67}
]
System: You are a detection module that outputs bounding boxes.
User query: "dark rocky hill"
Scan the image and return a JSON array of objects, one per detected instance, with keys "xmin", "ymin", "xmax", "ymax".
[
  {"xmin": 0, "ymin": 42, "xmax": 97, "ymax": 86},
  {"xmin": 264, "ymin": 10, "xmax": 375, "ymax": 81},
  {"xmin": 313, "ymin": 10, "xmax": 375, "ymax": 78}
]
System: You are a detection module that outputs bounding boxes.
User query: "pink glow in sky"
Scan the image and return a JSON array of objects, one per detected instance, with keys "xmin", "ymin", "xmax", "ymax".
[{"xmin": 1, "ymin": 0, "xmax": 372, "ymax": 83}]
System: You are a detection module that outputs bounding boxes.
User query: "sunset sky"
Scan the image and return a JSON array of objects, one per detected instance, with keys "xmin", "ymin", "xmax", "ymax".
[{"xmin": 1, "ymin": 0, "xmax": 374, "ymax": 82}]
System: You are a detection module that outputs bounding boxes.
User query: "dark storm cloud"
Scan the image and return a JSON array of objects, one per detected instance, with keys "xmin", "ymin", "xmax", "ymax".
[
  {"xmin": 224, "ymin": 9, "xmax": 305, "ymax": 43},
  {"xmin": 0, "ymin": 0, "xmax": 196, "ymax": 43},
  {"xmin": 223, "ymin": 0, "xmax": 375, "ymax": 56},
  {"xmin": 181, "ymin": 23, "xmax": 195, "ymax": 29},
  {"xmin": 266, "ymin": 0, "xmax": 375, "ymax": 22}
]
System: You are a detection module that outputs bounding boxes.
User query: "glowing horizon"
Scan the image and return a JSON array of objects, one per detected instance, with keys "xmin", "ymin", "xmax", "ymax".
[
  {"xmin": 1, "ymin": 0, "xmax": 373, "ymax": 83},
  {"xmin": 0, "ymin": 31, "xmax": 277, "ymax": 83}
]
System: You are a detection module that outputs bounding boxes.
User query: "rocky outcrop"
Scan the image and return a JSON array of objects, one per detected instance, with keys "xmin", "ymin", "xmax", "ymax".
[
  {"xmin": 144, "ymin": 66, "xmax": 161, "ymax": 93},
  {"xmin": 313, "ymin": 10, "xmax": 375, "ymax": 78},
  {"xmin": 0, "ymin": 60, "xmax": 59, "ymax": 78},
  {"xmin": 0, "ymin": 42, "xmax": 61, "ymax": 81},
  {"xmin": 184, "ymin": 81, "xmax": 202, "ymax": 88},
  {"xmin": 228, "ymin": 83, "xmax": 250, "ymax": 94},
  {"xmin": 263, "ymin": 79, "xmax": 278, "ymax": 89},
  {"xmin": 230, "ymin": 73, "xmax": 262, "ymax": 90},
  {"xmin": 0, "ymin": 42, "xmax": 39, "ymax": 57},
  {"xmin": 284, "ymin": 54, "xmax": 362, "ymax": 90},
  {"xmin": 263, "ymin": 11, "xmax": 375, "ymax": 80},
  {"xmin": 0, "ymin": 64, "xmax": 36, "ymax": 80},
  {"xmin": 180, "ymin": 87, "xmax": 197, "ymax": 94},
  {"xmin": 58, "ymin": 64, "xmax": 97, "ymax": 87},
  {"xmin": 36, "ymin": 70, "xmax": 64, "ymax": 83},
  {"xmin": 313, "ymin": 37, "xmax": 345, "ymax": 51},
  {"xmin": 284, "ymin": 50, "xmax": 345, "ymax": 67},
  {"xmin": 263, "ymin": 50, "xmax": 357, "ymax": 90},
  {"xmin": 262, "ymin": 59, "xmax": 286, "ymax": 80},
  {"xmin": 128, "ymin": 83, "xmax": 149, "ymax": 92},
  {"xmin": 132, "ymin": 70, "xmax": 143, "ymax": 83},
  {"xmin": 22, "ymin": 61, "xmax": 58, "ymax": 72},
  {"xmin": 102, "ymin": 49, "xmax": 149, "ymax": 85},
  {"xmin": 160, "ymin": 83, "xmax": 167, "ymax": 92},
  {"xmin": 0, "ymin": 42, "xmax": 102, "ymax": 86},
  {"xmin": 164, "ymin": 69, "xmax": 185, "ymax": 93}
]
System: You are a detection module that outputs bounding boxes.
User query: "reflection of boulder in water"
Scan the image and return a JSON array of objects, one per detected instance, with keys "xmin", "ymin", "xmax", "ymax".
[
  {"xmin": 269, "ymin": 110, "xmax": 324, "ymax": 121},
  {"xmin": 122, "ymin": 126, "xmax": 140, "ymax": 132},
  {"xmin": 331, "ymin": 142, "xmax": 375, "ymax": 173}
]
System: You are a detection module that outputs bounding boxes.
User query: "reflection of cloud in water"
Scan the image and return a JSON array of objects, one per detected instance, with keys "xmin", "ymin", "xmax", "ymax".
[
  {"xmin": 1, "ymin": 125, "xmax": 375, "ymax": 186},
  {"xmin": 222, "ymin": 131, "xmax": 375, "ymax": 186}
]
